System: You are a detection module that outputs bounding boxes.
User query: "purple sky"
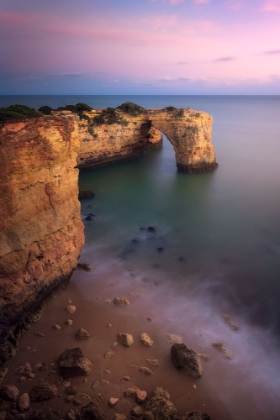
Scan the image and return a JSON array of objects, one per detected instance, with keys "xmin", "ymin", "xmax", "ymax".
[{"xmin": 1, "ymin": 0, "xmax": 280, "ymax": 94}]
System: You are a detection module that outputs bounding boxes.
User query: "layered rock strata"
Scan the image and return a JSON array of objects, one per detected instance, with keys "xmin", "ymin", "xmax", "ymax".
[
  {"xmin": 0, "ymin": 116, "xmax": 84, "ymax": 381},
  {"xmin": 76, "ymin": 107, "xmax": 217, "ymax": 173},
  {"xmin": 77, "ymin": 113, "xmax": 162, "ymax": 170}
]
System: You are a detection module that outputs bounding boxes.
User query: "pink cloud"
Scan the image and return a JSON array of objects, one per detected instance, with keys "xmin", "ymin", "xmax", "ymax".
[
  {"xmin": 263, "ymin": 0, "xmax": 280, "ymax": 11},
  {"xmin": 0, "ymin": 12, "xmax": 27, "ymax": 22},
  {"xmin": 193, "ymin": 0, "xmax": 211, "ymax": 4}
]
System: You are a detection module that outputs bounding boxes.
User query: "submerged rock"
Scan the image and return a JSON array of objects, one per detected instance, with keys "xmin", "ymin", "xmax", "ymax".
[
  {"xmin": 58, "ymin": 348, "xmax": 92, "ymax": 378},
  {"xmin": 171, "ymin": 343, "xmax": 202, "ymax": 378},
  {"xmin": 76, "ymin": 263, "xmax": 92, "ymax": 272},
  {"xmin": 78, "ymin": 190, "xmax": 95, "ymax": 199}
]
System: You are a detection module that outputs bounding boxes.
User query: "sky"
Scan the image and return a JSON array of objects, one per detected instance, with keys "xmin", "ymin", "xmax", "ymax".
[{"xmin": 0, "ymin": 0, "xmax": 280, "ymax": 95}]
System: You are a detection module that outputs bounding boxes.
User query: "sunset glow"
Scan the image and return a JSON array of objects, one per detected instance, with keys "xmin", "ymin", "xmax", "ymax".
[{"xmin": 1, "ymin": 0, "xmax": 280, "ymax": 94}]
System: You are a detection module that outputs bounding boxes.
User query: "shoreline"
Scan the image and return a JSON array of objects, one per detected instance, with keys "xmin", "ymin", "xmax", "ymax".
[{"xmin": 2, "ymin": 251, "xmax": 280, "ymax": 419}]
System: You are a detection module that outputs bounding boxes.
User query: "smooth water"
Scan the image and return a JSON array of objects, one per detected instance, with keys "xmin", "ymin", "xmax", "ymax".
[{"xmin": 2, "ymin": 95, "xmax": 280, "ymax": 418}]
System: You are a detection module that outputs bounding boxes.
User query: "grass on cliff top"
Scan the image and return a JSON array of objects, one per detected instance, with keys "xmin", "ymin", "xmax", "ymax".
[{"xmin": 0, "ymin": 105, "xmax": 43, "ymax": 122}]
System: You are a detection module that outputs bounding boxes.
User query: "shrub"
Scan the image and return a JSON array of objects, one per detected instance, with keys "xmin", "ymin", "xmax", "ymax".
[
  {"xmin": 165, "ymin": 106, "xmax": 176, "ymax": 112},
  {"xmin": 38, "ymin": 105, "xmax": 53, "ymax": 115},
  {"xmin": 117, "ymin": 102, "xmax": 145, "ymax": 116},
  {"xmin": 0, "ymin": 105, "xmax": 42, "ymax": 122},
  {"xmin": 76, "ymin": 102, "xmax": 92, "ymax": 112}
]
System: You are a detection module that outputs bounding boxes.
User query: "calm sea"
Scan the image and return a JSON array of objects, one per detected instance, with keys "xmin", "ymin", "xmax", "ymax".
[{"xmin": 1, "ymin": 95, "xmax": 280, "ymax": 418}]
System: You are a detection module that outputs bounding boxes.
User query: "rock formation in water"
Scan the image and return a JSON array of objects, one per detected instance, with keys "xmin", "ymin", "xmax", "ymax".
[
  {"xmin": 73, "ymin": 105, "xmax": 217, "ymax": 173},
  {"xmin": 0, "ymin": 116, "xmax": 84, "ymax": 381}
]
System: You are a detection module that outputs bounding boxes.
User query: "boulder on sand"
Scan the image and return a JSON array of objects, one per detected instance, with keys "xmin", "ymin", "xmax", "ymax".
[
  {"xmin": 58, "ymin": 348, "xmax": 92, "ymax": 378},
  {"xmin": 171, "ymin": 343, "xmax": 202, "ymax": 378},
  {"xmin": 79, "ymin": 402, "xmax": 107, "ymax": 420}
]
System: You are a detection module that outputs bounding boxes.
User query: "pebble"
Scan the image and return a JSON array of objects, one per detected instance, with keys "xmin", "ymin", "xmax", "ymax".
[
  {"xmin": 108, "ymin": 397, "xmax": 119, "ymax": 407},
  {"xmin": 66, "ymin": 319, "xmax": 73, "ymax": 326},
  {"xmin": 17, "ymin": 393, "xmax": 30, "ymax": 411},
  {"xmin": 66, "ymin": 305, "xmax": 76, "ymax": 314},
  {"xmin": 140, "ymin": 333, "xmax": 153, "ymax": 347},
  {"xmin": 34, "ymin": 331, "xmax": 45, "ymax": 337},
  {"xmin": 52, "ymin": 324, "xmax": 61, "ymax": 330},
  {"xmin": 113, "ymin": 297, "xmax": 130, "ymax": 306},
  {"xmin": 104, "ymin": 349, "xmax": 115, "ymax": 359},
  {"xmin": 118, "ymin": 333, "xmax": 134, "ymax": 347},
  {"xmin": 139, "ymin": 367, "xmax": 154, "ymax": 375}
]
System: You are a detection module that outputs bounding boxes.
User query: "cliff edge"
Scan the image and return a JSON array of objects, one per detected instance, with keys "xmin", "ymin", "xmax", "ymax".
[
  {"xmin": 0, "ymin": 116, "xmax": 84, "ymax": 381},
  {"xmin": 74, "ymin": 104, "xmax": 217, "ymax": 173}
]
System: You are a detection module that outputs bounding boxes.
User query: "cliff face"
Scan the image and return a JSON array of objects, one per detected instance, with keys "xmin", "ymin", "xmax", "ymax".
[
  {"xmin": 77, "ymin": 113, "xmax": 162, "ymax": 170},
  {"xmin": 0, "ymin": 116, "xmax": 84, "ymax": 381},
  {"xmin": 76, "ymin": 107, "xmax": 217, "ymax": 173},
  {"xmin": 149, "ymin": 108, "xmax": 217, "ymax": 173}
]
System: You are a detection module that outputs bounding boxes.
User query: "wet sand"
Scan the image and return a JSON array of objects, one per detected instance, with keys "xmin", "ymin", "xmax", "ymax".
[{"xmin": 2, "ymin": 255, "xmax": 280, "ymax": 419}]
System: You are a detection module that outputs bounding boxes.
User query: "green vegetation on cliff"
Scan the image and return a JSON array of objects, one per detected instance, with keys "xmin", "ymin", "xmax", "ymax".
[
  {"xmin": 117, "ymin": 102, "xmax": 146, "ymax": 116},
  {"xmin": 0, "ymin": 105, "xmax": 42, "ymax": 122}
]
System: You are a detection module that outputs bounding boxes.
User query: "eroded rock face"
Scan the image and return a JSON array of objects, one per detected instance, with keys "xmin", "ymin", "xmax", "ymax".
[
  {"xmin": 0, "ymin": 116, "xmax": 84, "ymax": 382},
  {"xmin": 76, "ymin": 107, "xmax": 217, "ymax": 174},
  {"xmin": 78, "ymin": 113, "xmax": 162, "ymax": 170}
]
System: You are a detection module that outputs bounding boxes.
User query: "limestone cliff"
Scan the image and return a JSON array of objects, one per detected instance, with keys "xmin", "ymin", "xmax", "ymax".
[
  {"xmin": 77, "ymin": 112, "xmax": 162, "ymax": 170},
  {"xmin": 75, "ymin": 106, "xmax": 217, "ymax": 173},
  {"xmin": 0, "ymin": 116, "xmax": 84, "ymax": 381}
]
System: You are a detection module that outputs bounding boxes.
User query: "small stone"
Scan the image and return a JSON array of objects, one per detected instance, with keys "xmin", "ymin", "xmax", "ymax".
[
  {"xmin": 146, "ymin": 359, "xmax": 159, "ymax": 367},
  {"xmin": 79, "ymin": 393, "xmax": 92, "ymax": 401},
  {"xmin": 101, "ymin": 379, "xmax": 109, "ymax": 385},
  {"xmin": 108, "ymin": 397, "xmax": 119, "ymax": 407},
  {"xmin": 66, "ymin": 319, "xmax": 74, "ymax": 326},
  {"xmin": 114, "ymin": 415, "xmax": 127, "ymax": 420},
  {"xmin": 104, "ymin": 350, "xmax": 115, "ymax": 359},
  {"xmin": 140, "ymin": 333, "xmax": 153, "ymax": 347},
  {"xmin": 19, "ymin": 377, "xmax": 26, "ymax": 383},
  {"xmin": 121, "ymin": 376, "xmax": 130, "ymax": 381},
  {"xmin": 0, "ymin": 385, "xmax": 19, "ymax": 401},
  {"xmin": 136, "ymin": 390, "xmax": 147, "ymax": 404},
  {"xmin": 113, "ymin": 297, "xmax": 130, "ymax": 307},
  {"xmin": 152, "ymin": 388, "xmax": 170, "ymax": 400},
  {"xmin": 139, "ymin": 367, "xmax": 154, "ymax": 375},
  {"xmin": 18, "ymin": 393, "xmax": 30, "ymax": 411},
  {"xmin": 157, "ymin": 247, "xmax": 164, "ymax": 252},
  {"xmin": 65, "ymin": 409, "xmax": 76, "ymax": 420},
  {"xmin": 83, "ymin": 378, "xmax": 88, "ymax": 384},
  {"xmin": 66, "ymin": 306, "xmax": 76, "ymax": 314},
  {"xmin": 76, "ymin": 328, "xmax": 90, "ymax": 340},
  {"xmin": 72, "ymin": 399, "xmax": 82, "ymax": 406},
  {"xmin": 212, "ymin": 342, "xmax": 232, "ymax": 359},
  {"xmin": 147, "ymin": 317, "xmax": 153, "ymax": 322},
  {"xmin": 105, "ymin": 299, "xmax": 111, "ymax": 303},
  {"xmin": 131, "ymin": 405, "xmax": 143, "ymax": 417},
  {"xmin": 63, "ymin": 380, "xmax": 71, "ymax": 387},
  {"xmin": 142, "ymin": 411, "xmax": 155, "ymax": 420},
  {"xmin": 107, "ymin": 324, "xmax": 112, "ymax": 328},
  {"xmin": 192, "ymin": 384, "xmax": 197, "ymax": 389},
  {"xmin": 65, "ymin": 386, "xmax": 77, "ymax": 396},
  {"xmin": 65, "ymin": 395, "xmax": 75, "ymax": 403},
  {"xmin": 103, "ymin": 369, "xmax": 110, "ymax": 375},
  {"xmin": 165, "ymin": 333, "xmax": 182, "ymax": 344},
  {"xmin": 68, "ymin": 299, "xmax": 72, "ymax": 304},
  {"xmin": 111, "ymin": 342, "xmax": 118, "ymax": 348},
  {"xmin": 30, "ymin": 383, "xmax": 58, "ymax": 401},
  {"xmin": 52, "ymin": 324, "xmax": 61, "ymax": 330},
  {"xmin": 34, "ymin": 331, "xmax": 45, "ymax": 338},
  {"xmin": 118, "ymin": 333, "xmax": 133, "ymax": 347}
]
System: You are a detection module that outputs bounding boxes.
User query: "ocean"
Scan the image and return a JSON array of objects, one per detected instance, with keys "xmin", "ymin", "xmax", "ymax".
[{"xmin": 1, "ymin": 95, "xmax": 280, "ymax": 419}]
